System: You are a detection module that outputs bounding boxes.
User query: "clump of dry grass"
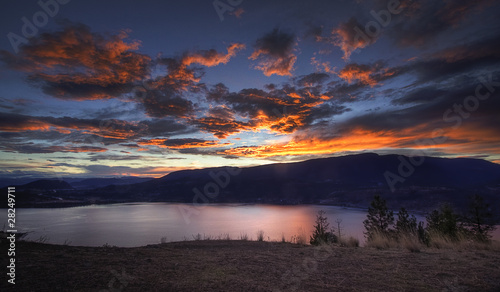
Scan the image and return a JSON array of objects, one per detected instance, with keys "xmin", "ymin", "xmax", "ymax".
[
  {"xmin": 339, "ymin": 236, "xmax": 360, "ymax": 248},
  {"xmin": 256, "ymin": 230, "xmax": 265, "ymax": 241},
  {"xmin": 365, "ymin": 232, "xmax": 398, "ymax": 249},
  {"xmin": 365, "ymin": 232, "xmax": 423, "ymax": 252},
  {"xmin": 428, "ymin": 232, "xmax": 500, "ymax": 251},
  {"xmin": 291, "ymin": 228, "xmax": 308, "ymax": 245},
  {"xmin": 239, "ymin": 232, "xmax": 249, "ymax": 241},
  {"xmin": 399, "ymin": 235, "xmax": 421, "ymax": 253}
]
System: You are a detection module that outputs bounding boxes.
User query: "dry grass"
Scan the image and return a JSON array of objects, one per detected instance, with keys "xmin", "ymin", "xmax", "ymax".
[
  {"xmin": 365, "ymin": 232, "xmax": 399, "ymax": 249},
  {"xmin": 256, "ymin": 230, "xmax": 265, "ymax": 241},
  {"xmin": 399, "ymin": 234, "xmax": 421, "ymax": 253},
  {"xmin": 291, "ymin": 228, "xmax": 308, "ymax": 245},
  {"xmin": 239, "ymin": 232, "xmax": 249, "ymax": 241},
  {"xmin": 427, "ymin": 232, "xmax": 500, "ymax": 251},
  {"xmin": 6, "ymin": 240, "xmax": 500, "ymax": 291},
  {"xmin": 339, "ymin": 236, "xmax": 360, "ymax": 248}
]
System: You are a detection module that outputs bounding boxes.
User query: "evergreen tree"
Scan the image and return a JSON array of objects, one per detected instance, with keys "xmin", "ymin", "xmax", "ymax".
[
  {"xmin": 417, "ymin": 221, "xmax": 429, "ymax": 246},
  {"xmin": 426, "ymin": 204, "xmax": 459, "ymax": 239},
  {"xmin": 395, "ymin": 207, "xmax": 417, "ymax": 235},
  {"xmin": 310, "ymin": 210, "xmax": 337, "ymax": 245},
  {"xmin": 462, "ymin": 194, "xmax": 497, "ymax": 242},
  {"xmin": 363, "ymin": 195, "xmax": 394, "ymax": 240}
]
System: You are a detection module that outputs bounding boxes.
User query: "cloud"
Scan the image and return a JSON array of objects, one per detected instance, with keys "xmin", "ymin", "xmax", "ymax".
[
  {"xmin": 0, "ymin": 113, "xmax": 146, "ymax": 140},
  {"xmin": 138, "ymin": 138, "xmax": 231, "ymax": 149},
  {"xmin": 139, "ymin": 88, "xmax": 195, "ymax": 118},
  {"xmin": 0, "ymin": 113, "xmax": 195, "ymax": 154},
  {"xmin": 0, "ymin": 143, "xmax": 108, "ymax": 154},
  {"xmin": 222, "ymin": 68, "xmax": 500, "ymax": 160},
  {"xmin": 202, "ymin": 76, "xmax": 347, "ymax": 138},
  {"xmin": 230, "ymin": 8, "xmax": 245, "ymax": 18},
  {"xmin": 328, "ymin": 17, "xmax": 377, "ymax": 61},
  {"xmin": 181, "ymin": 43, "xmax": 245, "ymax": 67},
  {"xmin": 0, "ymin": 23, "xmax": 151, "ymax": 100},
  {"xmin": 391, "ymin": 86, "xmax": 446, "ymax": 105},
  {"xmin": 337, "ymin": 62, "xmax": 397, "ymax": 86},
  {"xmin": 192, "ymin": 117, "xmax": 253, "ymax": 139},
  {"xmin": 137, "ymin": 43, "xmax": 244, "ymax": 118},
  {"xmin": 389, "ymin": 0, "xmax": 496, "ymax": 47},
  {"xmin": 249, "ymin": 29, "xmax": 297, "ymax": 76}
]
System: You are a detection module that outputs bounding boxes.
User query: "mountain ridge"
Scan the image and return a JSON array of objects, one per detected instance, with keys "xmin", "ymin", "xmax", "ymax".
[{"xmin": 4, "ymin": 153, "xmax": 500, "ymax": 210}]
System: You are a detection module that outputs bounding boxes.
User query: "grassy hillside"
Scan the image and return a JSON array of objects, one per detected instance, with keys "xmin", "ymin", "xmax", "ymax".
[{"xmin": 2, "ymin": 240, "xmax": 499, "ymax": 291}]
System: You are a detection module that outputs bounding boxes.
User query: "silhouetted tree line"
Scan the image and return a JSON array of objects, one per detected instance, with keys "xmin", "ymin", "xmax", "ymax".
[{"xmin": 363, "ymin": 194, "xmax": 498, "ymax": 245}]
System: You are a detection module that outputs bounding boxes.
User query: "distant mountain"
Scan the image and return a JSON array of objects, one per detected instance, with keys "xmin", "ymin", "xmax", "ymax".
[
  {"xmin": 0, "ymin": 177, "xmax": 152, "ymax": 207},
  {"xmin": 4, "ymin": 153, "xmax": 500, "ymax": 210},
  {"xmin": 21, "ymin": 179, "xmax": 74, "ymax": 190},
  {"xmin": 87, "ymin": 153, "xmax": 500, "ymax": 211},
  {"xmin": 69, "ymin": 177, "xmax": 154, "ymax": 189}
]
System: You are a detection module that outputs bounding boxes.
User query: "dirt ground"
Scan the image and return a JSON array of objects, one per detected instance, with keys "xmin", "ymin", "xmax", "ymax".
[{"xmin": 1, "ymin": 240, "xmax": 500, "ymax": 291}]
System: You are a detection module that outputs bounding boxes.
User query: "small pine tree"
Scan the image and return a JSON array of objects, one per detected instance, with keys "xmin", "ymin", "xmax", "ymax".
[
  {"xmin": 426, "ymin": 204, "xmax": 459, "ymax": 239},
  {"xmin": 417, "ymin": 221, "xmax": 429, "ymax": 246},
  {"xmin": 395, "ymin": 207, "xmax": 418, "ymax": 235},
  {"xmin": 462, "ymin": 194, "xmax": 497, "ymax": 242},
  {"xmin": 363, "ymin": 195, "xmax": 394, "ymax": 240},
  {"xmin": 310, "ymin": 210, "xmax": 337, "ymax": 245}
]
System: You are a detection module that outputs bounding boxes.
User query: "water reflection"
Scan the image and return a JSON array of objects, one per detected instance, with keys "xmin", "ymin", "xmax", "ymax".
[{"xmin": 2, "ymin": 203, "xmax": 499, "ymax": 247}]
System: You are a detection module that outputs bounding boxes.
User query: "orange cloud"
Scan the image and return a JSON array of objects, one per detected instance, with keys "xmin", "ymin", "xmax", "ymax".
[
  {"xmin": 249, "ymin": 29, "xmax": 297, "ymax": 76},
  {"xmin": 231, "ymin": 8, "xmax": 245, "ymax": 18},
  {"xmin": 0, "ymin": 113, "xmax": 144, "ymax": 140},
  {"xmin": 182, "ymin": 43, "xmax": 245, "ymax": 67},
  {"xmin": 250, "ymin": 52, "xmax": 297, "ymax": 76},
  {"xmin": 222, "ymin": 123, "xmax": 500, "ymax": 159},
  {"xmin": 329, "ymin": 17, "xmax": 376, "ymax": 61},
  {"xmin": 311, "ymin": 57, "xmax": 336, "ymax": 73},
  {"xmin": 138, "ymin": 138, "xmax": 232, "ymax": 149},
  {"xmin": 193, "ymin": 117, "xmax": 253, "ymax": 139},
  {"xmin": 47, "ymin": 146, "xmax": 108, "ymax": 153},
  {"xmin": 337, "ymin": 63, "xmax": 395, "ymax": 86},
  {"xmin": 1, "ymin": 23, "xmax": 151, "ymax": 100}
]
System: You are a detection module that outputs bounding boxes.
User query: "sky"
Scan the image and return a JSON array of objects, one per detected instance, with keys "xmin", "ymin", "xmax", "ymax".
[{"xmin": 1, "ymin": 0, "xmax": 500, "ymax": 179}]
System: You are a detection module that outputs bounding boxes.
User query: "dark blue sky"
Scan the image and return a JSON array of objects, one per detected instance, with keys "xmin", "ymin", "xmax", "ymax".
[{"xmin": 1, "ymin": 0, "xmax": 500, "ymax": 178}]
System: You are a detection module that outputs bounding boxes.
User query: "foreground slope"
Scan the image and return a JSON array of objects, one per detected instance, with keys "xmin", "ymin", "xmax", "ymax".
[{"xmin": 2, "ymin": 240, "xmax": 499, "ymax": 291}]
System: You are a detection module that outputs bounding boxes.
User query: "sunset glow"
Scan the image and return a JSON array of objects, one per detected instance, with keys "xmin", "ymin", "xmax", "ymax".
[{"xmin": 1, "ymin": 0, "xmax": 499, "ymax": 179}]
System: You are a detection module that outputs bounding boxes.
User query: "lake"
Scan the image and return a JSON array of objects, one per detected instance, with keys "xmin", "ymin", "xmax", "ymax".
[{"xmin": 2, "ymin": 203, "xmax": 499, "ymax": 247}]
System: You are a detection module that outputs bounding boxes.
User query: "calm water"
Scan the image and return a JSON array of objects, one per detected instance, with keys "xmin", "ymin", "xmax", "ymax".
[{"xmin": 2, "ymin": 203, "xmax": 499, "ymax": 247}]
